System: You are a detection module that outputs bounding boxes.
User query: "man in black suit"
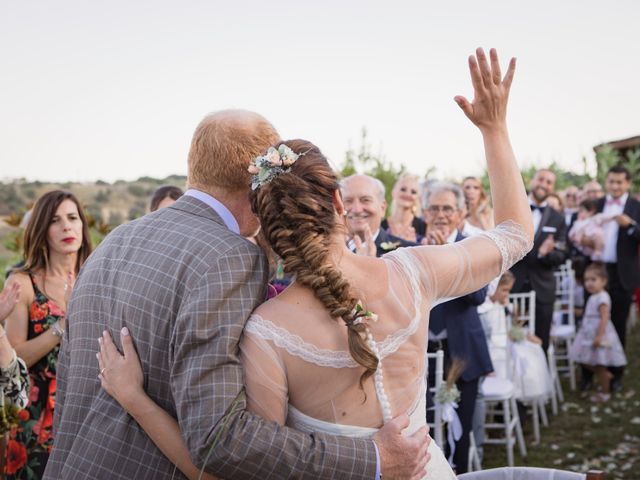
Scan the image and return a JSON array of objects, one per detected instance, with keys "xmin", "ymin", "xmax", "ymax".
[
  {"xmin": 424, "ymin": 182, "xmax": 493, "ymax": 474},
  {"xmin": 340, "ymin": 174, "xmax": 416, "ymax": 256},
  {"xmin": 511, "ymin": 169, "xmax": 567, "ymax": 352},
  {"xmin": 596, "ymin": 165, "xmax": 640, "ymax": 389}
]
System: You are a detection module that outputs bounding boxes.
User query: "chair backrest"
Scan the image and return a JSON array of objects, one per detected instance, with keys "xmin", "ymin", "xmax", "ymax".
[
  {"xmin": 554, "ymin": 260, "xmax": 576, "ymax": 327},
  {"xmin": 508, "ymin": 290, "xmax": 536, "ymax": 335},
  {"xmin": 458, "ymin": 466, "xmax": 589, "ymax": 479},
  {"xmin": 426, "ymin": 349, "xmax": 445, "ymax": 448}
]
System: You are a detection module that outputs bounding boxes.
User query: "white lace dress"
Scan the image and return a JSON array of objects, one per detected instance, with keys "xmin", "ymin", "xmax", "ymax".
[{"xmin": 240, "ymin": 222, "xmax": 532, "ymax": 479}]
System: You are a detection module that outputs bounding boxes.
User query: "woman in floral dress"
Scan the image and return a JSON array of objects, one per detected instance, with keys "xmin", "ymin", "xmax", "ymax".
[{"xmin": 4, "ymin": 191, "xmax": 92, "ymax": 479}]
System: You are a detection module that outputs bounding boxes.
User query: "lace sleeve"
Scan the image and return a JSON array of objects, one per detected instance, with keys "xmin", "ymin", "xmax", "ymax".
[
  {"xmin": 401, "ymin": 220, "xmax": 532, "ymax": 304},
  {"xmin": 239, "ymin": 316, "xmax": 289, "ymax": 425},
  {"xmin": 0, "ymin": 351, "xmax": 29, "ymax": 409}
]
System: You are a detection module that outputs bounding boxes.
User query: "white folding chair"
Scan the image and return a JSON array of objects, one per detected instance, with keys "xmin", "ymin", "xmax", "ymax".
[
  {"xmin": 458, "ymin": 467, "xmax": 603, "ymax": 479},
  {"xmin": 426, "ymin": 349, "xmax": 445, "ymax": 449},
  {"xmin": 551, "ymin": 260, "xmax": 577, "ymax": 390}
]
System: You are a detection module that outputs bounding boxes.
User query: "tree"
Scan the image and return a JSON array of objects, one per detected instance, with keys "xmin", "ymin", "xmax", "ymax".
[
  {"xmin": 596, "ymin": 144, "xmax": 640, "ymax": 192},
  {"xmin": 340, "ymin": 128, "xmax": 406, "ymax": 206}
]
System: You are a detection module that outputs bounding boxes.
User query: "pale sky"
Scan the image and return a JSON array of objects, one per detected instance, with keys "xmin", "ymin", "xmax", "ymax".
[{"xmin": 1, "ymin": 0, "xmax": 638, "ymax": 183}]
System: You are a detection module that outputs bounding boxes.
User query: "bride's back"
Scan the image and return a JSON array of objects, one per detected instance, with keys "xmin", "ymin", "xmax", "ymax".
[{"xmin": 243, "ymin": 248, "xmax": 429, "ymax": 429}]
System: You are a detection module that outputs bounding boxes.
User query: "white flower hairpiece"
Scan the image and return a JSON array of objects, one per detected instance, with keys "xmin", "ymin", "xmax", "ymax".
[
  {"xmin": 349, "ymin": 301, "xmax": 379, "ymax": 326},
  {"xmin": 248, "ymin": 145, "xmax": 301, "ymax": 190}
]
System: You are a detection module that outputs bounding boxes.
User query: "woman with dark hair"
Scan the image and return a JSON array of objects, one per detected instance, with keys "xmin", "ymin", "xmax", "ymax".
[
  {"xmin": 149, "ymin": 185, "xmax": 184, "ymax": 212},
  {"xmin": 4, "ymin": 190, "xmax": 92, "ymax": 478},
  {"xmin": 96, "ymin": 49, "xmax": 534, "ymax": 478},
  {"xmin": 462, "ymin": 176, "xmax": 494, "ymax": 230}
]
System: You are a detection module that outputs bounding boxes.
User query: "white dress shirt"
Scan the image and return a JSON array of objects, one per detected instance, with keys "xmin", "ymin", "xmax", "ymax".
[
  {"xmin": 529, "ymin": 197, "xmax": 548, "ymax": 233},
  {"xmin": 601, "ymin": 193, "xmax": 628, "ymax": 263}
]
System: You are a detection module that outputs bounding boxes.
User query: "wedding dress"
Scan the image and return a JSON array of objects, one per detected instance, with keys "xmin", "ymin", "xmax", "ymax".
[{"xmin": 240, "ymin": 222, "xmax": 532, "ymax": 479}]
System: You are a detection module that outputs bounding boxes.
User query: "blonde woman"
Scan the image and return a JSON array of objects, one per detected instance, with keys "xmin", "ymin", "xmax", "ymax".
[
  {"xmin": 382, "ymin": 174, "xmax": 427, "ymax": 242},
  {"xmin": 462, "ymin": 176, "xmax": 494, "ymax": 230}
]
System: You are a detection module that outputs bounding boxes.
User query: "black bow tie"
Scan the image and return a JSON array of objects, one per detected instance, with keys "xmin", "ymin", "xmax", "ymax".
[{"xmin": 530, "ymin": 204, "xmax": 544, "ymax": 213}]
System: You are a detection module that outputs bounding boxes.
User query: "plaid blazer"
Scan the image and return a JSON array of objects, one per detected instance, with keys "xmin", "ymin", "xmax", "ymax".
[{"xmin": 44, "ymin": 196, "xmax": 376, "ymax": 479}]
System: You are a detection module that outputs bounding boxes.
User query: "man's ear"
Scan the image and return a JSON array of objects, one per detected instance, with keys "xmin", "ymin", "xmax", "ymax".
[{"xmin": 332, "ymin": 189, "xmax": 345, "ymax": 215}]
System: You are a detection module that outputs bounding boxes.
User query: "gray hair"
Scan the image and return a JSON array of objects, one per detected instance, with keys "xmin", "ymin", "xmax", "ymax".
[
  {"xmin": 423, "ymin": 181, "xmax": 466, "ymax": 210},
  {"xmin": 340, "ymin": 174, "xmax": 386, "ymax": 202}
]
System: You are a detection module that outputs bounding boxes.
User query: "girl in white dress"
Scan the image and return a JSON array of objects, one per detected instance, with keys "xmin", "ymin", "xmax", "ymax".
[
  {"xmin": 569, "ymin": 262, "xmax": 627, "ymax": 402},
  {"xmin": 95, "ymin": 48, "xmax": 534, "ymax": 480}
]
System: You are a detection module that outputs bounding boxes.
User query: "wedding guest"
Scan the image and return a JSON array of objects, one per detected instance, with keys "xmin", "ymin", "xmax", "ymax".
[
  {"xmin": 595, "ymin": 165, "xmax": 640, "ymax": 391},
  {"xmin": 0, "ymin": 283, "xmax": 29, "ymax": 410},
  {"xmin": 149, "ymin": 185, "xmax": 184, "ymax": 212},
  {"xmin": 562, "ymin": 186, "xmax": 579, "ymax": 226},
  {"xmin": 568, "ymin": 199, "xmax": 609, "ymax": 261},
  {"xmin": 545, "ymin": 192, "xmax": 563, "ymax": 213},
  {"xmin": 583, "ymin": 180, "xmax": 605, "ymax": 201},
  {"xmin": 341, "ymin": 174, "xmax": 416, "ymax": 256},
  {"xmin": 462, "ymin": 176, "xmax": 494, "ymax": 230},
  {"xmin": 381, "ymin": 174, "xmax": 427, "ymax": 243},
  {"xmin": 569, "ymin": 262, "xmax": 626, "ymax": 402},
  {"xmin": 4, "ymin": 190, "xmax": 92, "ymax": 478},
  {"xmin": 510, "ymin": 168, "xmax": 567, "ymax": 352},
  {"xmin": 424, "ymin": 181, "xmax": 493, "ymax": 474}
]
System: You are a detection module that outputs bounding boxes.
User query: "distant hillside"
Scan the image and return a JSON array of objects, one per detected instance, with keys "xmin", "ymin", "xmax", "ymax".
[{"xmin": 0, "ymin": 175, "xmax": 187, "ymax": 225}]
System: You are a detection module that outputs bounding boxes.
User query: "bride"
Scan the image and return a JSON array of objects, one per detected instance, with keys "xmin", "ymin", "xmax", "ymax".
[{"xmin": 96, "ymin": 48, "xmax": 533, "ymax": 479}]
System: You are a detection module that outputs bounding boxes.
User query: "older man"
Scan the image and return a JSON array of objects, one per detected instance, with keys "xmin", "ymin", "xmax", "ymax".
[
  {"xmin": 341, "ymin": 174, "xmax": 416, "ymax": 257},
  {"xmin": 46, "ymin": 111, "xmax": 427, "ymax": 480},
  {"xmin": 424, "ymin": 182, "xmax": 493, "ymax": 474},
  {"xmin": 510, "ymin": 169, "xmax": 567, "ymax": 352}
]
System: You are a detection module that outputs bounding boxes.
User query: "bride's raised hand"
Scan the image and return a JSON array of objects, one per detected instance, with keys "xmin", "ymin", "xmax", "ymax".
[
  {"xmin": 454, "ymin": 48, "xmax": 516, "ymax": 132},
  {"xmin": 97, "ymin": 327, "xmax": 145, "ymax": 412}
]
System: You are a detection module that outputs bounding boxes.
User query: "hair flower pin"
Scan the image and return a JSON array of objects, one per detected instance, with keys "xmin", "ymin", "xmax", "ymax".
[
  {"xmin": 349, "ymin": 301, "xmax": 379, "ymax": 326},
  {"xmin": 248, "ymin": 145, "xmax": 301, "ymax": 190}
]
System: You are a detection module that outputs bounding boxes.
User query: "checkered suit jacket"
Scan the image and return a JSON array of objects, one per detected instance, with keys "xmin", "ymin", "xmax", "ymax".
[{"xmin": 44, "ymin": 195, "xmax": 376, "ymax": 479}]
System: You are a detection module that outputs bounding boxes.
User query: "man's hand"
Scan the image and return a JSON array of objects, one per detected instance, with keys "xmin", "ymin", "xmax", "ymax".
[
  {"xmin": 374, "ymin": 414, "xmax": 430, "ymax": 480},
  {"xmin": 615, "ymin": 214, "xmax": 634, "ymax": 228},
  {"xmin": 425, "ymin": 230, "xmax": 447, "ymax": 245},
  {"xmin": 353, "ymin": 225, "xmax": 377, "ymax": 257},
  {"xmin": 538, "ymin": 235, "xmax": 555, "ymax": 257}
]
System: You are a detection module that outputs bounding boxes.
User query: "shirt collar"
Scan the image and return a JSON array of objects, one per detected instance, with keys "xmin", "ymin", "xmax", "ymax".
[
  {"xmin": 606, "ymin": 192, "xmax": 628, "ymax": 205},
  {"xmin": 184, "ymin": 189, "xmax": 240, "ymax": 234},
  {"xmin": 446, "ymin": 229, "xmax": 458, "ymax": 244}
]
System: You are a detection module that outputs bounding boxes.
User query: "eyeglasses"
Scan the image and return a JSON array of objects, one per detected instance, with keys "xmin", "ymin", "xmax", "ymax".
[
  {"xmin": 426, "ymin": 205, "xmax": 457, "ymax": 216},
  {"xmin": 399, "ymin": 187, "xmax": 418, "ymax": 195}
]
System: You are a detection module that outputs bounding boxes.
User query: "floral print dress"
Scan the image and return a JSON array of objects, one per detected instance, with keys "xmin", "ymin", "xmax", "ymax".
[{"xmin": 5, "ymin": 275, "xmax": 62, "ymax": 479}]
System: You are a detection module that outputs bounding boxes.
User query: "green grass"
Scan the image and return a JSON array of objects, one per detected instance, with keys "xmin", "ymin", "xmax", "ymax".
[{"xmin": 482, "ymin": 315, "xmax": 640, "ymax": 479}]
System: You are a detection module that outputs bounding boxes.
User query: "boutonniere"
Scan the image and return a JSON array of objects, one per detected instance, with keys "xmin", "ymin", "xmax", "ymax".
[{"xmin": 380, "ymin": 241, "xmax": 401, "ymax": 251}]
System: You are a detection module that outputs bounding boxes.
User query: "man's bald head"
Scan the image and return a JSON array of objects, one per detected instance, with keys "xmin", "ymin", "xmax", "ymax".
[{"xmin": 187, "ymin": 109, "xmax": 280, "ymax": 193}]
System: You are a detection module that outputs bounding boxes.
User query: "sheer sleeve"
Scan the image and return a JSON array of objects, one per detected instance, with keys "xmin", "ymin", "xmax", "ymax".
[
  {"xmin": 239, "ymin": 316, "xmax": 289, "ymax": 425},
  {"xmin": 401, "ymin": 221, "xmax": 532, "ymax": 304}
]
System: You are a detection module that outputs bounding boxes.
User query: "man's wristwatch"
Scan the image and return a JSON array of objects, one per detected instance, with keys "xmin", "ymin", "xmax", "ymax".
[{"xmin": 51, "ymin": 321, "xmax": 65, "ymax": 339}]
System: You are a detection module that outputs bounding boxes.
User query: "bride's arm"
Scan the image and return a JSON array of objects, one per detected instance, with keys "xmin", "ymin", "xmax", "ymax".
[
  {"xmin": 97, "ymin": 328, "xmax": 218, "ymax": 480},
  {"xmin": 405, "ymin": 49, "xmax": 533, "ymax": 302}
]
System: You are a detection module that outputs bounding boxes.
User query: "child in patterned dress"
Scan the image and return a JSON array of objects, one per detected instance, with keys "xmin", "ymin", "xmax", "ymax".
[{"xmin": 569, "ymin": 262, "xmax": 627, "ymax": 402}]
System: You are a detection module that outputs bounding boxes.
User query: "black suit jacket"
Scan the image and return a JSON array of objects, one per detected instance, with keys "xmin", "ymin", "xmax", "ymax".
[
  {"xmin": 375, "ymin": 228, "xmax": 418, "ymax": 257},
  {"xmin": 429, "ymin": 232, "xmax": 493, "ymax": 382},
  {"xmin": 511, "ymin": 206, "xmax": 567, "ymax": 303},
  {"xmin": 596, "ymin": 196, "xmax": 640, "ymax": 290}
]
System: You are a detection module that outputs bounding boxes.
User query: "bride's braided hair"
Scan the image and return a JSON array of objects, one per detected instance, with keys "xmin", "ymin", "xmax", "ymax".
[{"xmin": 250, "ymin": 139, "xmax": 378, "ymax": 387}]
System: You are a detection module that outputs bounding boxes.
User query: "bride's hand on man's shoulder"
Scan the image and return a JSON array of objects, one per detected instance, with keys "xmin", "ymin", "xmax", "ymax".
[
  {"xmin": 97, "ymin": 327, "xmax": 145, "ymax": 412},
  {"xmin": 454, "ymin": 47, "xmax": 516, "ymax": 132}
]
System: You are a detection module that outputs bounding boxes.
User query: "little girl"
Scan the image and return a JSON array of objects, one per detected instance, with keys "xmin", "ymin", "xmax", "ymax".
[{"xmin": 569, "ymin": 262, "xmax": 627, "ymax": 402}]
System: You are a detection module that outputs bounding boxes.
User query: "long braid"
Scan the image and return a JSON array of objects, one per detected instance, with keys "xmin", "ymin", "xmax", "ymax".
[{"xmin": 250, "ymin": 139, "xmax": 379, "ymax": 387}]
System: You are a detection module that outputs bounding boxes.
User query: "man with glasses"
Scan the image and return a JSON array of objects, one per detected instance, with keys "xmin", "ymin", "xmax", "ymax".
[{"xmin": 423, "ymin": 182, "xmax": 493, "ymax": 474}]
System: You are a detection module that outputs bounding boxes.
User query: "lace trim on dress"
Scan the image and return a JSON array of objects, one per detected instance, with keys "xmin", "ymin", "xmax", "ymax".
[
  {"xmin": 478, "ymin": 220, "xmax": 533, "ymax": 275},
  {"xmin": 246, "ymin": 248, "xmax": 426, "ymax": 368},
  {"xmin": 245, "ymin": 315, "xmax": 360, "ymax": 368}
]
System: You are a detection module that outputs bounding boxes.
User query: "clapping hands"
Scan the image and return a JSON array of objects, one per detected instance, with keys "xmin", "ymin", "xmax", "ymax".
[{"xmin": 0, "ymin": 282, "xmax": 20, "ymax": 322}]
